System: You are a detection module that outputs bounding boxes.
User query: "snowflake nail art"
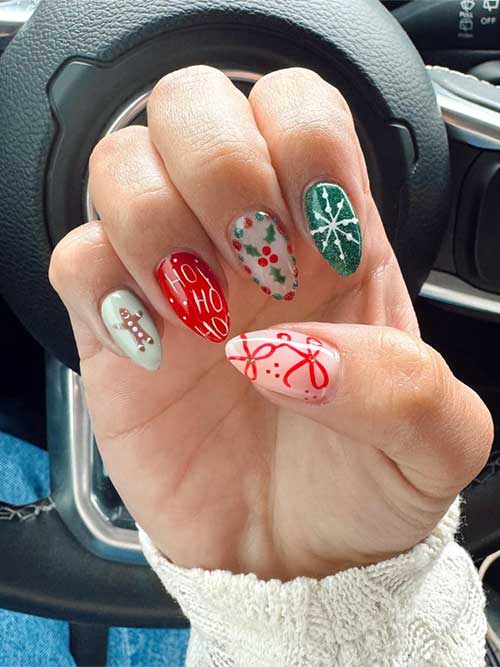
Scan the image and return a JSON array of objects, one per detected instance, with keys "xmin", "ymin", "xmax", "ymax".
[
  {"xmin": 101, "ymin": 290, "xmax": 162, "ymax": 371},
  {"xmin": 304, "ymin": 182, "xmax": 362, "ymax": 276},
  {"xmin": 231, "ymin": 211, "xmax": 298, "ymax": 300}
]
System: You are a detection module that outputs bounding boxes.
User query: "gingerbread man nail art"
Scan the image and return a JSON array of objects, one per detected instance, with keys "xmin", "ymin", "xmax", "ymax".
[
  {"xmin": 112, "ymin": 308, "xmax": 154, "ymax": 352},
  {"xmin": 101, "ymin": 290, "xmax": 162, "ymax": 371}
]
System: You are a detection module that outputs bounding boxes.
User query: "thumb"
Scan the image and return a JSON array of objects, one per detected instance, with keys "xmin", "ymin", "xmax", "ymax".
[{"xmin": 225, "ymin": 323, "xmax": 493, "ymax": 496}]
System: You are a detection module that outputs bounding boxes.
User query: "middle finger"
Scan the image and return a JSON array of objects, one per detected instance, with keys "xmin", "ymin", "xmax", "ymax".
[{"xmin": 147, "ymin": 65, "xmax": 299, "ymax": 302}]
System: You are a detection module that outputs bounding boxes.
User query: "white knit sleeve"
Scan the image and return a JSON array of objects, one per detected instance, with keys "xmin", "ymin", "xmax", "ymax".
[{"xmin": 138, "ymin": 499, "xmax": 486, "ymax": 667}]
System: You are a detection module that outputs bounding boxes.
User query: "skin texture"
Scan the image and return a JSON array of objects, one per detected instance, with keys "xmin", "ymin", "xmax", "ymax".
[{"xmin": 49, "ymin": 67, "xmax": 494, "ymax": 582}]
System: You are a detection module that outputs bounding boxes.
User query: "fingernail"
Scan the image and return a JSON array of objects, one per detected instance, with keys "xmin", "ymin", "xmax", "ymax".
[
  {"xmin": 225, "ymin": 328, "xmax": 339, "ymax": 403},
  {"xmin": 101, "ymin": 290, "xmax": 162, "ymax": 371},
  {"xmin": 304, "ymin": 182, "xmax": 362, "ymax": 276},
  {"xmin": 231, "ymin": 211, "xmax": 298, "ymax": 301},
  {"xmin": 156, "ymin": 252, "xmax": 230, "ymax": 343}
]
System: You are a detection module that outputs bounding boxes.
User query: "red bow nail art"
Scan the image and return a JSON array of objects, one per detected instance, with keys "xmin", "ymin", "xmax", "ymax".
[{"xmin": 226, "ymin": 329, "xmax": 339, "ymax": 403}]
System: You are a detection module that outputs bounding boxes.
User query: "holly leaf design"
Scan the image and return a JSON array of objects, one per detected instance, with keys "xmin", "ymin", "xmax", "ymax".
[
  {"xmin": 270, "ymin": 266, "xmax": 286, "ymax": 284},
  {"xmin": 305, "ymin": 183, "xmax": 362, "ymax": 276},
  {"xmin": 264, "ymin": 224, "xmax": 276, "ymax": 244},
  {"xmin": 244, "ymin": 244, "xmax": 261, "ymax": 257}
]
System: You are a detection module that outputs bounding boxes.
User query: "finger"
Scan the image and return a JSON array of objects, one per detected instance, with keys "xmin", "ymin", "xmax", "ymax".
[
  {"xmin": 49, "ymin": 222, "xmax": 162, "ymax": 371},
  {"xmin": 225, "ymin": 324, "xmax": 493, "ymax": 496},
  {"xmin": 249, "ymin": 68, "xmax": 396, "ymax": 282},
  {"xmin": 89, "ymin": 126, "xmax": 230, "ymax": 344},
  {"xmin": 147, "ymin": 65, "xmax": 298, "ymax": 302}
]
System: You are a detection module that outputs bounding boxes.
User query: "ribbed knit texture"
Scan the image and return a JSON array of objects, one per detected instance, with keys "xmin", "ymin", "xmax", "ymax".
[{"xmin": 139, "ymin": 499, "xmax": 486, "ymax": 666}]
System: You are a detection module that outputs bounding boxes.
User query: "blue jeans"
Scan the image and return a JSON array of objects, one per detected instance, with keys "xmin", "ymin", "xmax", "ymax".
[{"xmin": 0, "ymin": 433, "xmax": 189, "ymax": 666}]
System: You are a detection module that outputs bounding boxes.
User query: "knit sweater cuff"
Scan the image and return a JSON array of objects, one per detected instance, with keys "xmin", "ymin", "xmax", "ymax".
[{"xmin": 138, "ymin": 498, "xmax": 486, "ymax": 666}]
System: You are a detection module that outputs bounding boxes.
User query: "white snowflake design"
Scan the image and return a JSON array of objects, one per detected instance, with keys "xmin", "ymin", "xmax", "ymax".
[{"xmin": 311, "ymin": 186, "xmax": 360, "ymax": 263}]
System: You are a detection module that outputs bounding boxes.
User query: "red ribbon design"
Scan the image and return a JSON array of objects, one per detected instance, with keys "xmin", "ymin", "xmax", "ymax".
[
  {"xmin": 228, "ymin": 332, "xmax": 330, "ymax": 389},
  {"xmin": 227, "ymin": 334, "xmax": 277, "ymax": 381},
  {"xmin": 281, "ymin": 335, "xmax": 329, "ymax": 390}
]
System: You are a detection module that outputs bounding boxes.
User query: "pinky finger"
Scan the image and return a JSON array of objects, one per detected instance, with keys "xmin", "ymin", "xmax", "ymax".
[{"xmin": 49, "ymin": 221, "xmax": 163, "ymax": 371}]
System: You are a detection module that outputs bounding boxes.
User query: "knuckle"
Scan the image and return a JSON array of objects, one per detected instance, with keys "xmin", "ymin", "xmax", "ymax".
[
  {"xmin": 122, "ymin": 187, "xmax": 169, "ymax": 232},
  {"xmin": 330, "ymin": 86, "xmax": 351, "ymax": 115},
  {"xmin": 282, "ymin": 113, "xmax": 354, "ymax": 159},
  {"xmin": 48, "ymin": 241, "xmax": 67, "ymax": 291},
  {"xmin": 89, "ymin": 126, "xmax": 147, "ymax": 174},
  {"xmin": 251, "ymin": 67, "xmax": 321, "ymax": 95},
  {"xmin": 457, "ymin": 388, "xmax": 494, "ymax": 479},
  {"xmin": 476, "ymin": 410, "xmax": 495, "ymax": 471},
  {"xmin": 193, "ymin": 132, "xmax": 265, "ymax": 178},
  {"xmin": 149, "ymin": 65, "xmax": 225, "ymax": 107},
  {"xmin": 381, "ymin": 331, "xmax": 448, "ymax": 425},
  {"xmin": 374, "ymin": 329, "xmax": 494, "ymax": 493},
  {"xmin": 49, "ymin": 230, "xmax": 86, "ymax": 290},
  {"xmin": 251, "ymin": 67, "xmax": 353, "ymax": 124}
]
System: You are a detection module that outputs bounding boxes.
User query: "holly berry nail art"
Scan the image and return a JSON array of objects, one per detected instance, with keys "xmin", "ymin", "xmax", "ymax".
[
  {"xmin": 156, "ymin": 252, "xmax": 230, "ymax": 343},
  {"xmin": 231, "ymin": 211, "xmax": 298, "ymax": 300}
]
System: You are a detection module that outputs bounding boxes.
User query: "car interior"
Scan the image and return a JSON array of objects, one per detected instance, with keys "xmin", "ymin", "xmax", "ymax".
[{"xmin": 0, "ymin": 0, "xmax": 500, "ymax": 664}]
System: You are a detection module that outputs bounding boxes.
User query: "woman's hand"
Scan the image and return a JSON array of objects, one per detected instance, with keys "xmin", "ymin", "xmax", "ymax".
[{"xmin": 49, "ymin": 66, "xmax": 493, "ymax": 581}]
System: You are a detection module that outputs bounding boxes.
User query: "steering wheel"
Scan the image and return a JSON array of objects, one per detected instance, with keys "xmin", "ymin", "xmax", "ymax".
[{"xmin": 0, "ymin": 0, "xmax": 449, "ymax": 631}]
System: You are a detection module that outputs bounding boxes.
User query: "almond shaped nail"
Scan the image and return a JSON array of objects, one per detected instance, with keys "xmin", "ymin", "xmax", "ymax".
[
  {"xmin": 304, "ymin": 182, "xmax": 362, "ymax": 276},
  {"xmin": 225, "ymin": 328, "xmax": 339, "ymax": 403},
  {"xmin": 101, "ymin": 290, "xmax": 162, "ymax": 371},
  {"xmin": 231, "ymin": 211, "xmax": 298, "ymax": 301},
  {"xmin": 156, "ymin": 252, "xmax": 230, "ymax": 343}
]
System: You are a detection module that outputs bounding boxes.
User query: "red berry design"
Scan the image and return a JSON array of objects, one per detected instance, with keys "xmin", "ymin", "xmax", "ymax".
[
  {"xmin": 287, "ymin": 243, "xmax": 293, "ymax": 254},
  {"xmin": 261, "ymin": 286, "xmax": 271, "ymax": 295},
  {"xmin": 262, "ymin": 245, "xmax": 271, "ymax": 256},
  {"xmin": 244, "ymin": 217, "xmax": 253, "ymax": 228},
  {"xmin": 258, "ymin": 257, "xmax": 268, "ymax": 267},
  {"xmin": 284, "ymin": 291, "xmax": 295, "ymax": 301},
  {"xmin": 244, "ymin": 265, "xmax": 252, "ymax": 274},
  {"xmin": 232, "ymin": 239, "xmax": 242, "ymax": 251},
  {"xmin": 269, "ymin": 254, "xmax": 279, "ymax": 264}
]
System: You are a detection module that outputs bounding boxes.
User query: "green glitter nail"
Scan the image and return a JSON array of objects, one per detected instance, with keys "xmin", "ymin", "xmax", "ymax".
[
  {"xmin": 304, "ymin": 182, "xmax": 362, "ymax": 276},
  {"xmin": 255, "ymin": 211, "xmax": 265, "ymax": 221},
  {"xmin": 234, "ymin": 228, "xmax": 244, "ymax": 239}
]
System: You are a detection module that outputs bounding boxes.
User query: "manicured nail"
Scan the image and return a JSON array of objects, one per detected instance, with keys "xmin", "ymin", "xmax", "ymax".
[
  {"xmin": 304, "ymin": 182, "xmax": 362, "ymax": 276},
  {"xmin": 225, "ymin": 328, "xmax": 339, "ymax": 403},
  {"xmin": 156, "ymin": 252, "xmax": 230, "ymax": 343},
  {"xmin": 231, "ymin": 211, "xmax": 298, "ymax": 300},
  {"xmin": 101, "ymin": 290, "xmax": 162, "ymax": 371}
]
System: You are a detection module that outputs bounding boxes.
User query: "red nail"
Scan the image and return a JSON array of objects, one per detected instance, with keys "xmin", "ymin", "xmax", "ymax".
[{"xmin": 156, "ymin": 252, "xmax": 230, "ymax": 343}]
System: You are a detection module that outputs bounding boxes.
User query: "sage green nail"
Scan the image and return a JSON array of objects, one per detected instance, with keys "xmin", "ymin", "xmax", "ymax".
[
  {"xmin": 304, "ymin": 182, "xmax": 362, "ymax": 276},
  {"xmin": 101, "ymin": 290, "xmax": 162, "ymax": 371}
]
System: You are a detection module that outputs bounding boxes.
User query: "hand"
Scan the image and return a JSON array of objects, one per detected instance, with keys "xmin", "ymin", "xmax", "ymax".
[{"xmin": 49, "ymin": 66, "xmax": 493, "ymax": 581}]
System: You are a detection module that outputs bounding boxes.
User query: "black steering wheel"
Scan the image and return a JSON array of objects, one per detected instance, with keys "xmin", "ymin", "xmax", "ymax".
[{"xmin": 0, "ymin": 0, "xmax": 449, "ymax": 630}]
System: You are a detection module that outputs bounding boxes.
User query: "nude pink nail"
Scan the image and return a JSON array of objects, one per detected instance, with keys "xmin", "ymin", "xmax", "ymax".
[{"xmin": 225, "ymin": 329, "xmax": 339, "ymax": 404}]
